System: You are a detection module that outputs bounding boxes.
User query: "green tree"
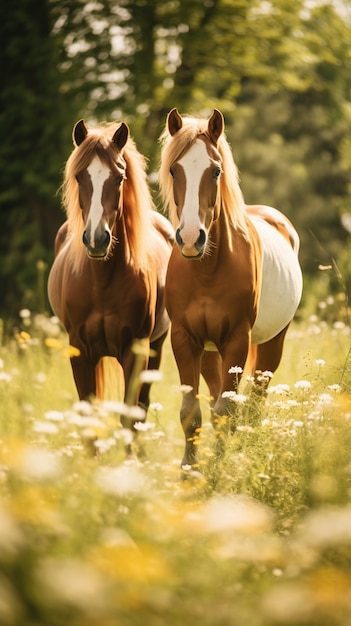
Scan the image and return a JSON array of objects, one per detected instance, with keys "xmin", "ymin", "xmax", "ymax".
[
  {"xmin": 0, "ymin": 0, "xmax": 76, "ymax": 316},
  {"xmin": 1, "ymin": 0, "xmax": 351, "ymax": 318},
  {"xmin": 230, "ymin": 3, "xmax": 351, "ymax": 278}
]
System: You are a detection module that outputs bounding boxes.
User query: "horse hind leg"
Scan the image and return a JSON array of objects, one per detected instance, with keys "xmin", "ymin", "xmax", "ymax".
[{"xmin": 251, "ymin": 325, "xmax": 290, "ymax": 398}]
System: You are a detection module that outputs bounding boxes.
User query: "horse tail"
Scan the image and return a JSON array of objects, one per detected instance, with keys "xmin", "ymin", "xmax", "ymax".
[{"xmin": 95, "ymin": 357, "xmax": 123, "ymax": 401}]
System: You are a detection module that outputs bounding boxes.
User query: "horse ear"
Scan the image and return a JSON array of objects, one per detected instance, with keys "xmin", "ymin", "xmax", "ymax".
[
  {"xmin": 167, "ymin": 108, "xmax": 183, "ymax": 136},
  {"xmin": 208, "ymin": 109, "xmax": 224, "ymax": 144},
  {"xmin": 73, "ymin": 119, "xmax": 88, "ymax": 146},
  {"xmin": 112, "ymin": 122, "xmax": 129, "ymax": 151}
]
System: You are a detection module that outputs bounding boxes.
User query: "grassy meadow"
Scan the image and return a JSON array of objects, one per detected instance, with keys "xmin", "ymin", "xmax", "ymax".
[{"xmin": 1, "ymin": 291, "xmax": 351, "ymax": 626}]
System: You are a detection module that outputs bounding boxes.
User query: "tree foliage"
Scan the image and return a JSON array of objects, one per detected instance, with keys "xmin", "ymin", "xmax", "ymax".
[{"xmin": 1, "ymin": 0, "xmax": 351, "ymax": 316}]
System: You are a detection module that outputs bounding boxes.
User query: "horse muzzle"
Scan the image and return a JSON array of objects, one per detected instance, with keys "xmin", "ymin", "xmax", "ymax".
[
  {"xmin": 82, "ymin": 228, "xmax": 111, "ymax": 258},
  {"xmin": 175, "ymin": 227, "xmax": 207, "ymax": 259}
]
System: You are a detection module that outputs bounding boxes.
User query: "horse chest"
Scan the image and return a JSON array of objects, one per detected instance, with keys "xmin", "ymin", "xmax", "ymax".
[
  {"xmin": 178, "ymin": 296, "xmax": 232, "ymax": 350},
  {"xmin": 167, "ymin": 256, "xmax": 254, "ymax": 319},
  {"xmin": 65, "ymin": 270, "xmax": 154, "ymax": 357}
]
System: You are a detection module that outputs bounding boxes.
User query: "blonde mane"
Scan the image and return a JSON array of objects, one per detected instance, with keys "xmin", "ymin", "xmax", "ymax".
[
  {"xmin": 159, "ymin": 115, "xmax": 248, "ymax": 235},
  {"xmin": 63, "ymin": 122, "xmax": 155, "ymax": 274}
]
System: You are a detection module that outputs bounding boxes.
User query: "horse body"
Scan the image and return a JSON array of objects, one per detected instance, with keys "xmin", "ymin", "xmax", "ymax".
[
  {"xmin": 159, "ymin": 108, "xmax": 302, "ymax": 468},
  {"xmin": 48, "ymin": 120, "xmax": 172, "ymax": 423}
]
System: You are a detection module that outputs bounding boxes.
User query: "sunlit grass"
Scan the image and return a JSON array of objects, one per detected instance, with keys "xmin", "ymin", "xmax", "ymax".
[{"xmin": 0, "ymin": 304, "xmax": 351, "ymax": 625}]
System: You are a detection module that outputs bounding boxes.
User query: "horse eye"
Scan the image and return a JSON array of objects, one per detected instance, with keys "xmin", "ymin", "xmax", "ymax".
[
  {"xmin": 170, "ymin": 167, "xmax": 175, "ymax": 178},
  {"xmin": 75, "ymin": 175, "xmax": 80, "ymax": 183},
  {"xmin": 214, "ymin": 168, "xmax": 221, "ymax": 179}
]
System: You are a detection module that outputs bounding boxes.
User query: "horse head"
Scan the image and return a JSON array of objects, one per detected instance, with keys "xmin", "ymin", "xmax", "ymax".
[
  {"xmin": 166, "ymin": 108, "xmax": 224, "ymax": 259},
  {"xmin": 73, "ymin": 119, "xmax": 129, "ymax": 259}
]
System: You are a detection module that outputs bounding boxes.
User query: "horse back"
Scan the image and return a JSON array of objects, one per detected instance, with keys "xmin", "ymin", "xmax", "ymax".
[{"xmin": 246, "ymin": 204, "xmax": 300, "ymax": 253}]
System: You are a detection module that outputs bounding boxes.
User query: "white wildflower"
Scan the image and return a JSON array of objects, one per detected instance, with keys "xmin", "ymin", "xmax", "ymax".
[
  {"xmin": 174, "ymin": 384, "xmax": 193, "ymax": 394},
  {"xmin": 228, "ymin": 366, "xmax": 243, "ymax": 374},
  {"xmin": 66, "ymin": 415, "xmax": 105, "ymax": 429},
  {"xmin": 127, "ymin": 405, "xmax": 146, "ymax": 421},
  {"xmin": 72, "ymin": 401, "xmax": 93, "ymax": 415},
  {"xmin": 134, "ymin": 421, "xmax": 155, "ymax": 432},
  {"xmin": 119, "ymin": 428, "xmax": 134, "ymax": 446},
  {"xmin": 36, "ymin": 558, "xmax": 105, "ymax": 610},
  {"xmin": 237, "ymin": 425, "xmax": 255, "ymax": 433},
  {"xmin": 302, "ymin": 505, "xmax": 351, "ymax": 547},
  {"xmin": 33, "ymin": 421, "xmax": 59, "ymax": 435},
  {"xmin": 327, "ymin": 384, "xmax": 341, "ymax": 393},
  {"xmin": 18, "ymin": 447, "xmax": 62, "ymax": 481},
  {"xmin": 256, "ymin": 370, "xmax": 273, "ymax": 379},
  {"xmin": 294, "ymin": 380, "xmax": 312, "ymax": 390},
  {"xmin": 0, "ymin": 372, "xmax": 12, "ymax": 382},
  {"xmin": 315, "ymin": 359, "xmax": 325, "ymax": 367},
  {"xmin": 95, "ymin": 462, "xmax": 147, "ymax": 497},
  {"xmin": 222, "ymin": 391, "xmax": 247, "ymax": 404},
  {"xmin": 102, "ymin": 400, "xmax": 129, "ymax": 415},
  {"xmin": 285, "ymin": 399, "xmax": 299, "ymax": 407},
  {"xmin": 195, "ymin": 495, "xmax": 272, "ymax": 535},
  {"xmin": 317, "ymin": 393, "xmax": 333, "ymax": 405},
  {"xmin": 267, "ymin": 383, "xmax": 290, "ymax": 395},
  {"xmin": 44, "ymin": 410, "xmax": 65, "ymax": 422},
  {"xmin": 94, "ymin": 438, "xmax": 116, "ymax": 453},
  {"xmin": 139, "ymin": 369, "xmax": 163, "ymax": 383},
  {"xmin": 149, "ymin": 402, "xmax": 163, "ymax": 411}
]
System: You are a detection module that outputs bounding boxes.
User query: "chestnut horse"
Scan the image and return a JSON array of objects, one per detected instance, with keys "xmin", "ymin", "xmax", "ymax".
[
  {"xmin": 48, "ymin": 120, "xmax": 173, "ymax": 431},
  {"xmin": 159, "ymin": 108, "xmax": 303, "ymax": 469}
]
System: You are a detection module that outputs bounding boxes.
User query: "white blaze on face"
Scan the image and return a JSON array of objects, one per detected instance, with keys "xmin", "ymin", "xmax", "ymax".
[
  {"xmin": 178, "ymin": 139, "xmax": 211, "ymax": 247},
  {"xmin": 86, "ymin": 156, "xmax": 111, "ymax": 248}
]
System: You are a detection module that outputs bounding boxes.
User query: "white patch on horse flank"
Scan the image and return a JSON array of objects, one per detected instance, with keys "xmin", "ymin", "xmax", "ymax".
[
  {"xmin": 250, "ymin": 218, "xmax": 303, "ymax": 345},
  {"xmin": 86, "ymin": 156, "xmax": 111, "ymax": 247},
  {"xmin": 178, "ymin": 139, "xmax": 211, "ymax": 245}
]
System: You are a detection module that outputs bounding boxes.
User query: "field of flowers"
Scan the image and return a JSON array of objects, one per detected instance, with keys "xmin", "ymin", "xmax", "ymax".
[{"xmin": 1, "ymin": 296, "xmax": 351, "ymax": 626}]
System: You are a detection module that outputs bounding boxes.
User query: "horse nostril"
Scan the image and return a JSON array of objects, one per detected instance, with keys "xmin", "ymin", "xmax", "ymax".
[
  {"xmin": 103, "ymin": 230, "xmax": 111, "ymax": 247},
  {"xmin": 82, "ymin": 230, "xmax": 89, "ymax": 247},
  {"xmin": 175, "ymin": 228, "xmax": 183, "ymax": 247},
  {"xmin": 196, "ymin": 229, "xmax": 206, "ymax": 250}
]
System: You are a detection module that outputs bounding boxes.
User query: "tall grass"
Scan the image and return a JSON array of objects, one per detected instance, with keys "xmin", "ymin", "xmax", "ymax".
[{"xmin": 1, "ymin": 302, "xmax": 351, "ymax": 626}]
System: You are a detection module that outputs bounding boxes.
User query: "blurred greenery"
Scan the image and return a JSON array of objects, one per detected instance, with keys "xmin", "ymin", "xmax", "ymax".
[{"xmin": 1, "ymin": 0, "xmax": 351, "ymax": 316}]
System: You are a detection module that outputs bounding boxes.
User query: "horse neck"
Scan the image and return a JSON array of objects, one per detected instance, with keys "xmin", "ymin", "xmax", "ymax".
[
  {"xmin": 208, "ymin": 207, "xmax": 235, "ymax": 261},
  {"xmin": 87, "ymin": 216, "xmax": 129, "ymax": 281}
]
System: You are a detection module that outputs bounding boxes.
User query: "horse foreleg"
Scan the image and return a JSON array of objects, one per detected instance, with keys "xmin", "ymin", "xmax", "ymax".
[
  {"xmin": 70, "ymin": 353, "xmax": 97, "ymax": 400},
  {"xmin": 201, "ymin": 350, "xmax": 222, "ymax": 405},
  {"xmin": 139, "ymin": 330, "xmax": 168, "ymax": 410},
  {"xmin": 122, "ymin": 342, "xmax": 149, "ymax": 420},
  {"xmin": 171, "ymin": 327, "xmax": 202, "ymax": 469}
]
